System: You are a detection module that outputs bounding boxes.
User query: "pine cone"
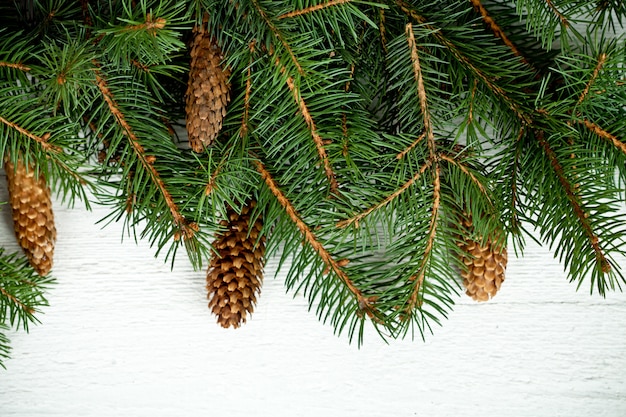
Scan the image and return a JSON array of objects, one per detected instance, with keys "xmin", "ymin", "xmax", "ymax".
[
  {"xmin": 457, "ymin": 214, "xmax": 507, "ymax": 302},
  {"xmin": 185, "ymin": 19, "xmax": 230, "ymax": 153},
  {"xmin": 206, "ymin": 200, "xmax": 265, "ymax": 328},
  {"xmin": 4, "ymin": 156, "xmax": 56, "ymax": 276}
]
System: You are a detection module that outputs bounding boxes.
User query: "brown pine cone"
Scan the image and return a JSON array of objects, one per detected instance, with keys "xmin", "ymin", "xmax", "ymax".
[
  {"xmin": 185, "ymin": 19, "xmax": 230, "ymax": 153},
  {"xmin": 457, "ymin": 214, "xmax": 507, "ymax": 302},
  {"xmin": 4, "ymin": 156, "xmax": 56, "ymax": 276},
  {"xmin": 206, "ymin": 200, "xmax": 265, "ymax": 328}
]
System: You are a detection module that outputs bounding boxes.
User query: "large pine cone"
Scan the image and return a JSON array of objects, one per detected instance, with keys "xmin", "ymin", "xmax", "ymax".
[
  {"xmin": 457, "ymin": 214, "xmax": 507, "ymax": 302},
  {"xmin": 185, "ymin": 20, "xmax": 230, "ymax": 153},
  {"xmin": 4, "ymin": 156, "xmax": 56, "ymax": 276},
  {"xmin": 206, "ymin": 200, "xmax": 265, "ymax": 328}
]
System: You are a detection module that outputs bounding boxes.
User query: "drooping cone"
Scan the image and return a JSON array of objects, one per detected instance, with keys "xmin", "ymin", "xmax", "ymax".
[
  {"xmin": 185, "ymin": 18, "xmax": 230, "ymax": 153},
  {"xmin": 456, "ymin": 213, "xmax": 507, "ymax": 302},
  {"xmin": 4, "ymin": 156, "xmax": 56, "ymax": 276},
  {"xmin": 206, "ymin": 200, "xmax": 265, "ymax": 328}
]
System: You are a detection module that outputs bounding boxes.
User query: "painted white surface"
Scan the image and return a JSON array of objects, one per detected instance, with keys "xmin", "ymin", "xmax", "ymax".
[{"xmin": 0, "ymin": 178, "xmax": 625, "ymax": 417}]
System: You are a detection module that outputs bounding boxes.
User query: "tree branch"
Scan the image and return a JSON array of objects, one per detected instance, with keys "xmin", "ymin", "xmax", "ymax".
[
  {"xmin": 578, "ymin": 119, "xmax": 626, "ymax": 155},
  {"xmin": 396, "ymin": 131, "xmax": 426, "ymax": 160},
  {"xmin": 405, "ymin": 164, "xmax": 441, "ymax": 315},
  {"xmin": 337, "ymin": 159, "xmax": 433, "ymax": 228},
  {"xmin": 396, "ymin": 0, "xmax": 532, "ymax": 125},
  {"xmin": 545, "ymin": 0, "xmax": 569, "ymax": 27},
  {"xmin": 122, "ymin": 13, "xmax": 166, "ymax": 36},
  {"xmin": 0, "ymin": 62, "xmax": 31, "ymax": 71},
  {"xmin": 439, "ymin": 153, "xmax": 491, "ymax": 203},
  {"xmin": 278, "ymin": 0, "xmax": 353, "ymax": 19},
  {"xmin": 577, "ymin": 53, "xmax": 607, "ymax": 105},
  {"xmin": 536, "ymin": 129, "xmax": 610, "ymax": 273},
  {"xmin": 0, "ymin": 116, "xmax": 60, "ymax": 153},
  {"xmin": 251, "ymin": 0, "xmax": 304, "ymax": 75},
  {"xmin": 406, "ymin": 23, "xmax": 435, "ymax": 157},
  {"xmin": 0, "ymin": 286, "xmax": 35, "ymax": 316},
  {"xmin": 277, "ymin": 60, "xmax": 339, "ymax": 194},
  {"xmin": 255, "ymin": 159, "xmax": 377, "ymax": 317},
  {"xmin": 469, "ymin": 0, "xmax": 529, "ymax": 65},
  {"xmin": 93, "ymin": 69, "xmax": 196, "ymax": 239},
  {"xmin": 240, "ymin": 41, "xmax": 255, "ymax": 138}
]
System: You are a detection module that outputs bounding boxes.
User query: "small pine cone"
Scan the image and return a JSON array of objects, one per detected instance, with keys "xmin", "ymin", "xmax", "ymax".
[
  {"xmin": 185, "ymin": 19, "xmax": 230, "ymax": 153},
  {"xmin": 206, "ymin": 200, "xmax": 265, "ymax": 328},
  {"xmin": 457, "ymin": 214, "xmax": 507, "ymax": 302},
  {"xmin": 4, "ymin": 157, "xmax": 56, "ymax": 275}
]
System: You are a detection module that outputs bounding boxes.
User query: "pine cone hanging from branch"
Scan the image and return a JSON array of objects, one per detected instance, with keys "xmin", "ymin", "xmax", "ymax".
[
  {"xmin": 206, "ymin": 200, "xmax": 265, "ymax": 328},
  {"xmin": 457, "ymin": 213, "xmax": 507, "ymax": 302},
  {"xmin": 185, "ymin": 19, "xmax": 231, "ymax": 153},
  {"xmin": 4, "ymin": 156, "xmax": 57, "ymax": 276}
]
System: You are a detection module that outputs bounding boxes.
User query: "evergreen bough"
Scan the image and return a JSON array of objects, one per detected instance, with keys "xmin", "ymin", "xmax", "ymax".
[{"xmin": 1, "ymin": 0, "xmax": 625, "ymax": 366}]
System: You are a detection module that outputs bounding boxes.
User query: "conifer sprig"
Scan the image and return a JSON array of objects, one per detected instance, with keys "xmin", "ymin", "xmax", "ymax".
[{"xmin": 1, "ymin": 0, "xmax": 625, "ymax": 354}]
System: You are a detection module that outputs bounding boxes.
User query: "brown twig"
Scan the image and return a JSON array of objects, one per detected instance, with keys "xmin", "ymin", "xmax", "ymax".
[
  {"xmin": 396, "ymin": 131, "xmax": 427, "ymax": 160},
  {"xmin": 278, "ymin": 0, "xmax": 353, "ymax": 19},
  {"xmin": 577, "ymin": 53, "xmax": 607, "ymax": 106},
  {"xmin": 124, "ymin": 13, "xmax": 166, "ymax": 36},
  {"xmin": 545, "ymin": 0, "xmax": 569, "ymax": 27},
  {"xmin": 0, "ymin": 62, "xmax": 31, "ymax": 71},
  {"xmin": 255, "ymin": 159, "xmax": 377, "ymax": 317},
  {"xmin": 278, "ymin": 62, "xmax": 339, "ymax": 194},
  {"xmin": 406, "ymin": 23, "xmax": 435, "ymax": 157},
  {"xmin": 536, "ymin": 130, "xmax": 610, "ymax": 273},
  {"xmin": 241, "ymin": 41, "xmax": 256, "ymax": 137},
  {"xmin": 469, "ymin": 0, "xmax": 529, "ymax": 65},
  {"xmin": 379, "ymin": 8, "xmax": 388, "ymax": 53},
  {"xmin": 337, "ymin": 159, "xmax": 433, "ymax": 228},
  {"xmin": 405, "ymin": 164, "xmax": 441, "ymax": 314},
  {"xmin": 0, "ymin": 287, "xmax": 35, "ymax": 315},
  {"xmin": 439, "ymin": 153, "xmax": 491, "ymax": 203},
  {"xmin": 579, "ymin": 119, "xmax": 626, "ymax": 155},
  {"xmin": 93, "ymin": 69, "xmax": 196, "ymax": 239},
  {"xmin": 0, "ymin": 116, "xmax": 60, "ymax": 153},
  {"xmin": 396, "ymin": 0, "xmax": 531, "ymax": 125},
  {"xmin": 251, "ymin": 0, "xmax": 304, "ymax": 75}
]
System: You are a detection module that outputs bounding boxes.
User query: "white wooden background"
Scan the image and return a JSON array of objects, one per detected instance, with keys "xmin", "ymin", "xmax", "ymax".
[{"xmin": 0, "ymin": 173, "xmax": 625, "ymax": 417}]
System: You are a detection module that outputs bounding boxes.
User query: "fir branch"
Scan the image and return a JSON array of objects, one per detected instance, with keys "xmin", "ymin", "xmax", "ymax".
[
  {"xmin": 122, "ymin": 13, "xmax": 166, "ymax": 35},
  {"xmin": 396, "ymin": 131, "xmax": 426, "ymax": 160},
  {"xmin": 405, "ymin": 164, "xmax": 441, "ymax": 315},
  {"xmin": 535, "ymin": 129, "xmax": 611, "ymax": 273},
  {"xmin": 0, "ymin": 62, "xmax": 31, "ymax": 71},
  {"xmin": 578, "ymin": 119, "xmax": 626, "ymax": 155},
  {"xmin": 405, "ymin": 23, "xmax": 435, "ymax": 156},
  {"xmin": 469, "ymin": 0, "xmax": 528, "ymax": 64},
  {"xmin": 0, "ymin": 116, "xmax": 61, "ymax": 153},
  {"xmin": 379, "ymin": 8, "xmax": 388, "ymax": 53},
  {"xmin": 0, "ymin": 286, "xmax": 35, "ymax": 316},
  {"xmin": 241, "ymin": 41, "xmax": 256, "ymax": 138},
  {"xmin": 439, "ymin": 153, "xmax": 490, "ymax": 202},
  {"xmin": 278, "ymin": 0, "xmax": 354, "ymax": 19},
  {"xmin": 250, "ymin": 0, "xmax": 304, "ymax": 75},
  {"xmin": 545, "ymin": 0, "xmax": 570, "ymax": 28},
  {"xmin": 93, "ymin": 69, "xmax": 196, "ymax": 239},
  {"xmin": 255, "ymin": 159, "xmax": 377, "ymax": 317},
  {"xmin": 577, "ymin": 53, "xmax": 607, "ymax": 106},
  {"xmin": 396, "ymin": 0, "xmax": 532, "ymax": 124},
  {"xmin": 510, "ymin": 127, "xmax": 526, "ymax": 230},
  {"xmin": 278, "ymin": 60, "xmax": 339, "ymax": 194},
  {"xmin": 337, "ymin": 159, "xmax": 433, "ymax": 228}
]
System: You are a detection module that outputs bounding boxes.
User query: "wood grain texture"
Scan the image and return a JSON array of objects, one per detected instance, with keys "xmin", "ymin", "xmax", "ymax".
[{"xmin": 0, "ymin": 174, "xmax": 625, "ymax": 417}]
